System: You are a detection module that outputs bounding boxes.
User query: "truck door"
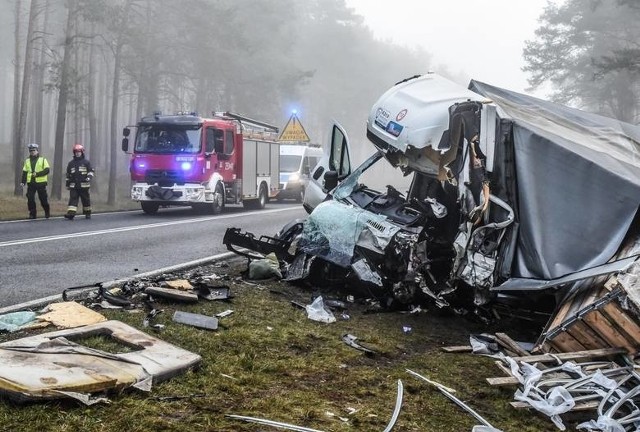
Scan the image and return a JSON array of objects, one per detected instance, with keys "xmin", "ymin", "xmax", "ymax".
[
  {"xmin": 206, "ymin": 128, "xmax": 237, "ymax": 182},
  {"xmin": 303, "ymin": 122, "xmax": 352, "ymax": 213}
]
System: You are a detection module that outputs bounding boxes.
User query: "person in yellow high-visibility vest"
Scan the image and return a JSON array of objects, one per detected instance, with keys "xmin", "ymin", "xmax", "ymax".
[{"xmin": 20, "ymin": 143, "xmax": 51, "ymax": 219}]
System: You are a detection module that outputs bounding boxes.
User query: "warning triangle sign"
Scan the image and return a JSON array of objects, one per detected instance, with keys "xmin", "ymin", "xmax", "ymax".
[{"xmin": 278, "ymin": 113, "xmax": 310, "ymax": 142}]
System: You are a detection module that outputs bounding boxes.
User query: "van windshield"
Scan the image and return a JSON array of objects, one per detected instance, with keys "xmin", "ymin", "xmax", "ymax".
[{"xmin": 280, "ymin": 155, "xmax": 302, "ymax": 172}]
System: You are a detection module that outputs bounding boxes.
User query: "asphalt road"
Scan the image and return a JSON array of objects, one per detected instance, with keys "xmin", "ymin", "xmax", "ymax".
[{"xmin": 0, "ymin": 203, "xmax": 307, "ymax": 308}]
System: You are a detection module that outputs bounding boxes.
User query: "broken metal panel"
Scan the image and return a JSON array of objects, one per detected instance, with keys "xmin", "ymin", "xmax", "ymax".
[
  {"xmin": 493, "ymin": 255, "xmax": 639, "ymax": 292},
  {"xmin": 351, "ymin": 259, "xmax": 383, "ymax": 287},
  {"xmin": 222, "ymin": 227, "xmax": 294, "ymax": 261},
  {"xmin": 0, "ymin": 320, "xmax": 201, "ymax": 402},
  {"xmin": 144, "ymin": 286, "xmax": 199, "ymax": 302}
]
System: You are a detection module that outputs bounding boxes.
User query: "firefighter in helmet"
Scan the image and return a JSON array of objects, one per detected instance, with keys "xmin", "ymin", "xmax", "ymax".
[
  {"xmin": 20, "ymin": 143, "xmax": 51, "ymax": 219},
  {"xmin": 64, "ymin": 144, "xmax": 95, "ymax": 220}
]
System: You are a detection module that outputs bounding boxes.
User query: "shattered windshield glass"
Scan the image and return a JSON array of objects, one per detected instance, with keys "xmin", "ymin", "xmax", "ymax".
[
  {"xmin": 300, "ymin": 200, "xmax": 400, "ymax": 267},
  {"xmin": 333, "ymin": 151, "xmax": 384, "ymax": 200},
  {"xmin": 135, "ymin": 125, "xmax": 202, "ymax": 154}
]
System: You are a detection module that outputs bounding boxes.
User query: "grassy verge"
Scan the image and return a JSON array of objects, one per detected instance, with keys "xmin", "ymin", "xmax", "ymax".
[
  {"xmin": 0, "ymin": 193, "xmax": 140, "ymax": 220},
  {"xmin": 0, "ymin": 260, "xmax": 554, "ymax": 432}
]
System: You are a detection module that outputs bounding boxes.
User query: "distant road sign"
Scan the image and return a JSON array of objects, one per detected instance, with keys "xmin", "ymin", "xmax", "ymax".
[{"xmin": 278, "ymin": 113, "xmax": 310, "ymax": 142}]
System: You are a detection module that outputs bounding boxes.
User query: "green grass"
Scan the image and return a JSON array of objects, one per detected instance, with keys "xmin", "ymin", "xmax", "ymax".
[
  {"xmin": 0, "ymin": 261, "xmax": 557, "ymax": 432},
  {"xmin": 0, "ymin": 193, "xmax": 140, "ymax": 220}
]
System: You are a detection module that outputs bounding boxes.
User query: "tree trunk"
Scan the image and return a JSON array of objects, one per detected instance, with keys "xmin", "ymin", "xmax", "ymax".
[
  {"xmin": 107, "ymin": 38, "xmax": 123, "ymax": 205},
  {"xmin": 17, "ymin": 0, "xmax": 40, "ymax": 158},
  {"xmin": 107, "ymin": 0, "xmax": 133, "ymax": 205},
  {"xmin": 34, "ymin": 0, "xmax": 50, "ymax": 150},
  {"xmin": 12, "ymin": 0, "xmax": 23, "ymax": 197},
  {"xmin": 52, "ymin": 0, "xmax": 76, "ymax": 199},
  {"xmin": 87, "ymin": 38, "xmax": 99, "ymax": 194}
]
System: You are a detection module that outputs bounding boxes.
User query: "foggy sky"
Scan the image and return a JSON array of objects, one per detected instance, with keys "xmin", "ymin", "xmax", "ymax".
[{"xmin": 345, "ymin": 0, "xmax": 553, "ymax": 96}]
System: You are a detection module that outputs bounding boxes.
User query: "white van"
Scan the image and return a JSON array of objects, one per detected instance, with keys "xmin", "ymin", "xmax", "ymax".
[{"xmin": 277, "ymin": 144, "xmax": 323, "ymax": 202}]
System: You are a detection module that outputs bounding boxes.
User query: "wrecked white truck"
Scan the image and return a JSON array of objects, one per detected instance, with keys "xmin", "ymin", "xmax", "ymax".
[{"xmin": 223, "ymin": 73, "xmax": 640, "ymax": 318}]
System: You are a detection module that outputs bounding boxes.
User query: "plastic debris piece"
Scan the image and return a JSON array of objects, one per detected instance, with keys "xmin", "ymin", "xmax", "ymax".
[
  {"xmin": 227, "ymin": 414, "xmax": 325, "ymax": 432},
  {"xmin": 382, "ymin": 380, "xmax": 404, "ymax": 432},
  {"xmin": 172, "ymin": 311, "xmax": 218, "ymax": 330},
  {"xmin": 248, "ymin": 253, "xmax": 282, "ymax": 280},
  {"xmin": 305, "ymin": 296, "xmax": 336, "ymax": 323},
  {"xmin": 198, "ymin": 285, "xmax": 231, "ymax": 301},
  {"xmin": 0, "ymin": 311, "xmax": 37, "ymax": 332},
  {"xmin": 215, "ymin": 309, "xmax": 234, "ymax": 318}
]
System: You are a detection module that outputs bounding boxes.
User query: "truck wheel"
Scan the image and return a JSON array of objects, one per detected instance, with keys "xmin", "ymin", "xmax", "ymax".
[
  {"xmin": 258, "ymin": 183, "xmax": 268, "ymax": 209},
  {"xmin": 211, "ymin": 182, "xmax": 225, "ymax": 214},
  {"xmin": 141, "ymin": 202, "xmax": 160, "ymax": 215},
  {"xmin": 296, "ymin": 187, "xmax": 305, "ymax": 203}
]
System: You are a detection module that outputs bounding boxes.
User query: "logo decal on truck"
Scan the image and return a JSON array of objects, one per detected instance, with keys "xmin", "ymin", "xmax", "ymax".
[
  {"xmin": 396, "ymin": 109, "xmax": 408, "ymax": 121},
  {"xmin": 374, "ymin": 107, "xmax": 391, "ymax": 129}
]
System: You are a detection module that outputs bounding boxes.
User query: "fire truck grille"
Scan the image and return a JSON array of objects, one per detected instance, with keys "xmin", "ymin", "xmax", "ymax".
[{"xmin": 145, "ymin": 170, "xmax": 185, "ymax": 186}]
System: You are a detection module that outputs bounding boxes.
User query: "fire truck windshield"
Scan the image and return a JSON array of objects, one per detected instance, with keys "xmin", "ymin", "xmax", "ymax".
[{"xmin": 135, "ymin": 125, "xmax": 202, "ymax": 154}]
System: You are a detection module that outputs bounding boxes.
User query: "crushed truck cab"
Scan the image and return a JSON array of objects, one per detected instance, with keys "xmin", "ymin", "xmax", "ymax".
[{"xmin": 225, "ymin": 72, "xmax": 640, "ymax": 318}]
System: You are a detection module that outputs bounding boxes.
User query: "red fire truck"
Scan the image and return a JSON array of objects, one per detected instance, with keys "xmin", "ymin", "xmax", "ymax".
[{"xmin": 121, "ymin": 112, "xmax": 280, "ymax": 215}]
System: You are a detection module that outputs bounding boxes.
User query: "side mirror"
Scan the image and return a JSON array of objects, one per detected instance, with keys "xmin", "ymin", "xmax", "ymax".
[
  {"xmin": 121, "ymin": 137, "xmax": 129, "ymax": 152},
  {"xmin": 123, "ymin": 127, "xmax": 131, "ymax": 137},
  {"xmin": 323, "ymin": 170, "xmax": 338, "ymax": 191}
]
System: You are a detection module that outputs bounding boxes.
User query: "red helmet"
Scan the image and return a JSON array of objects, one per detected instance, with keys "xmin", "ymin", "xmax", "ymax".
[{"xmin": 73, "ymin": 144, "xmax": 84, "ymax": 153}]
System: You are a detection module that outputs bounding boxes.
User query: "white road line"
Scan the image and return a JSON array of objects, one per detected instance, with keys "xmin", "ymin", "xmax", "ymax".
[{"xmin": 0, "ymin": 207, "xmax": 300, "ymax": 248}]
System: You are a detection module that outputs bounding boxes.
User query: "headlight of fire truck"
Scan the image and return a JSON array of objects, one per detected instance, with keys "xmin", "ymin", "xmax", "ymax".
[
  {"xmin": 185, "ymin": 187, "xmax": 204, "ymax": 201},
  {"xmin": 131, "ymin": 187, "xmax": 143, "ymax": 200}
]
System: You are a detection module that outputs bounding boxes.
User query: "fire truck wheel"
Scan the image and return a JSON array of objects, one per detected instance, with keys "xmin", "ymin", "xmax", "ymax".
[
  {"xmin": 211, "ymin": 182, "xmax": 225, "ymax": 214},
  {"xmin": 258, "ymin": 183, "xmax": 268, "ymax": 209},
  {"xmin": 141, "ymin": 202, "xmax": 160, "ymax": 215}
]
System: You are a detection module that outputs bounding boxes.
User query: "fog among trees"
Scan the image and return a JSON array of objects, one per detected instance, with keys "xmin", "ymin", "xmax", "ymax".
[{"xmin": 2, "ymin": 0, "xmax": 639, "ymax": 204}]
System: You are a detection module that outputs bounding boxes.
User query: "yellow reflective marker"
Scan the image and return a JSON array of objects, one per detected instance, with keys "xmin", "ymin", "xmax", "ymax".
[{"xmin": 278, "ymin": 113, "xmax": 310, "ymax": 142}]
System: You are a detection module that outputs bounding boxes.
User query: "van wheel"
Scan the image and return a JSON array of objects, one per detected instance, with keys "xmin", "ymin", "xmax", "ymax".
[
  {"xmin": 211, "ymin": 182, "xmax": 225, "ymax": 214},
  {"xmin": 141, "ymin": 202, "xmax": 159, "ymax": 215},
  {"xmin": 296, "ymin": 187, "xmax": 305, "ymax": 203}
]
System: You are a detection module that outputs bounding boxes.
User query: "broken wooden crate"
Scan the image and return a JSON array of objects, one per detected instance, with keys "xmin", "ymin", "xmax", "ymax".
[{"xmin": 534, "ymin": 280, "xmax": 640, "ymax": 355}]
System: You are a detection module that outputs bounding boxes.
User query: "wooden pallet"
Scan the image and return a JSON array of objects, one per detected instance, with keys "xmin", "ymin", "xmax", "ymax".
[{"xmin": 534, "ymin": 279, "xmax": 640, "ymax": 355}]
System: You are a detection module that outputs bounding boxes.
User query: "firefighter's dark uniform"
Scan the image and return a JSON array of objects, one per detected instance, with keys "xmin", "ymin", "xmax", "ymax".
[
  {"xmin": 21, "ymin": 149, "xmax": 51, "ymax": 219},
  {"xmin": 65, "ymin": 151, "xmax": 95, "ymax": 219}
]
